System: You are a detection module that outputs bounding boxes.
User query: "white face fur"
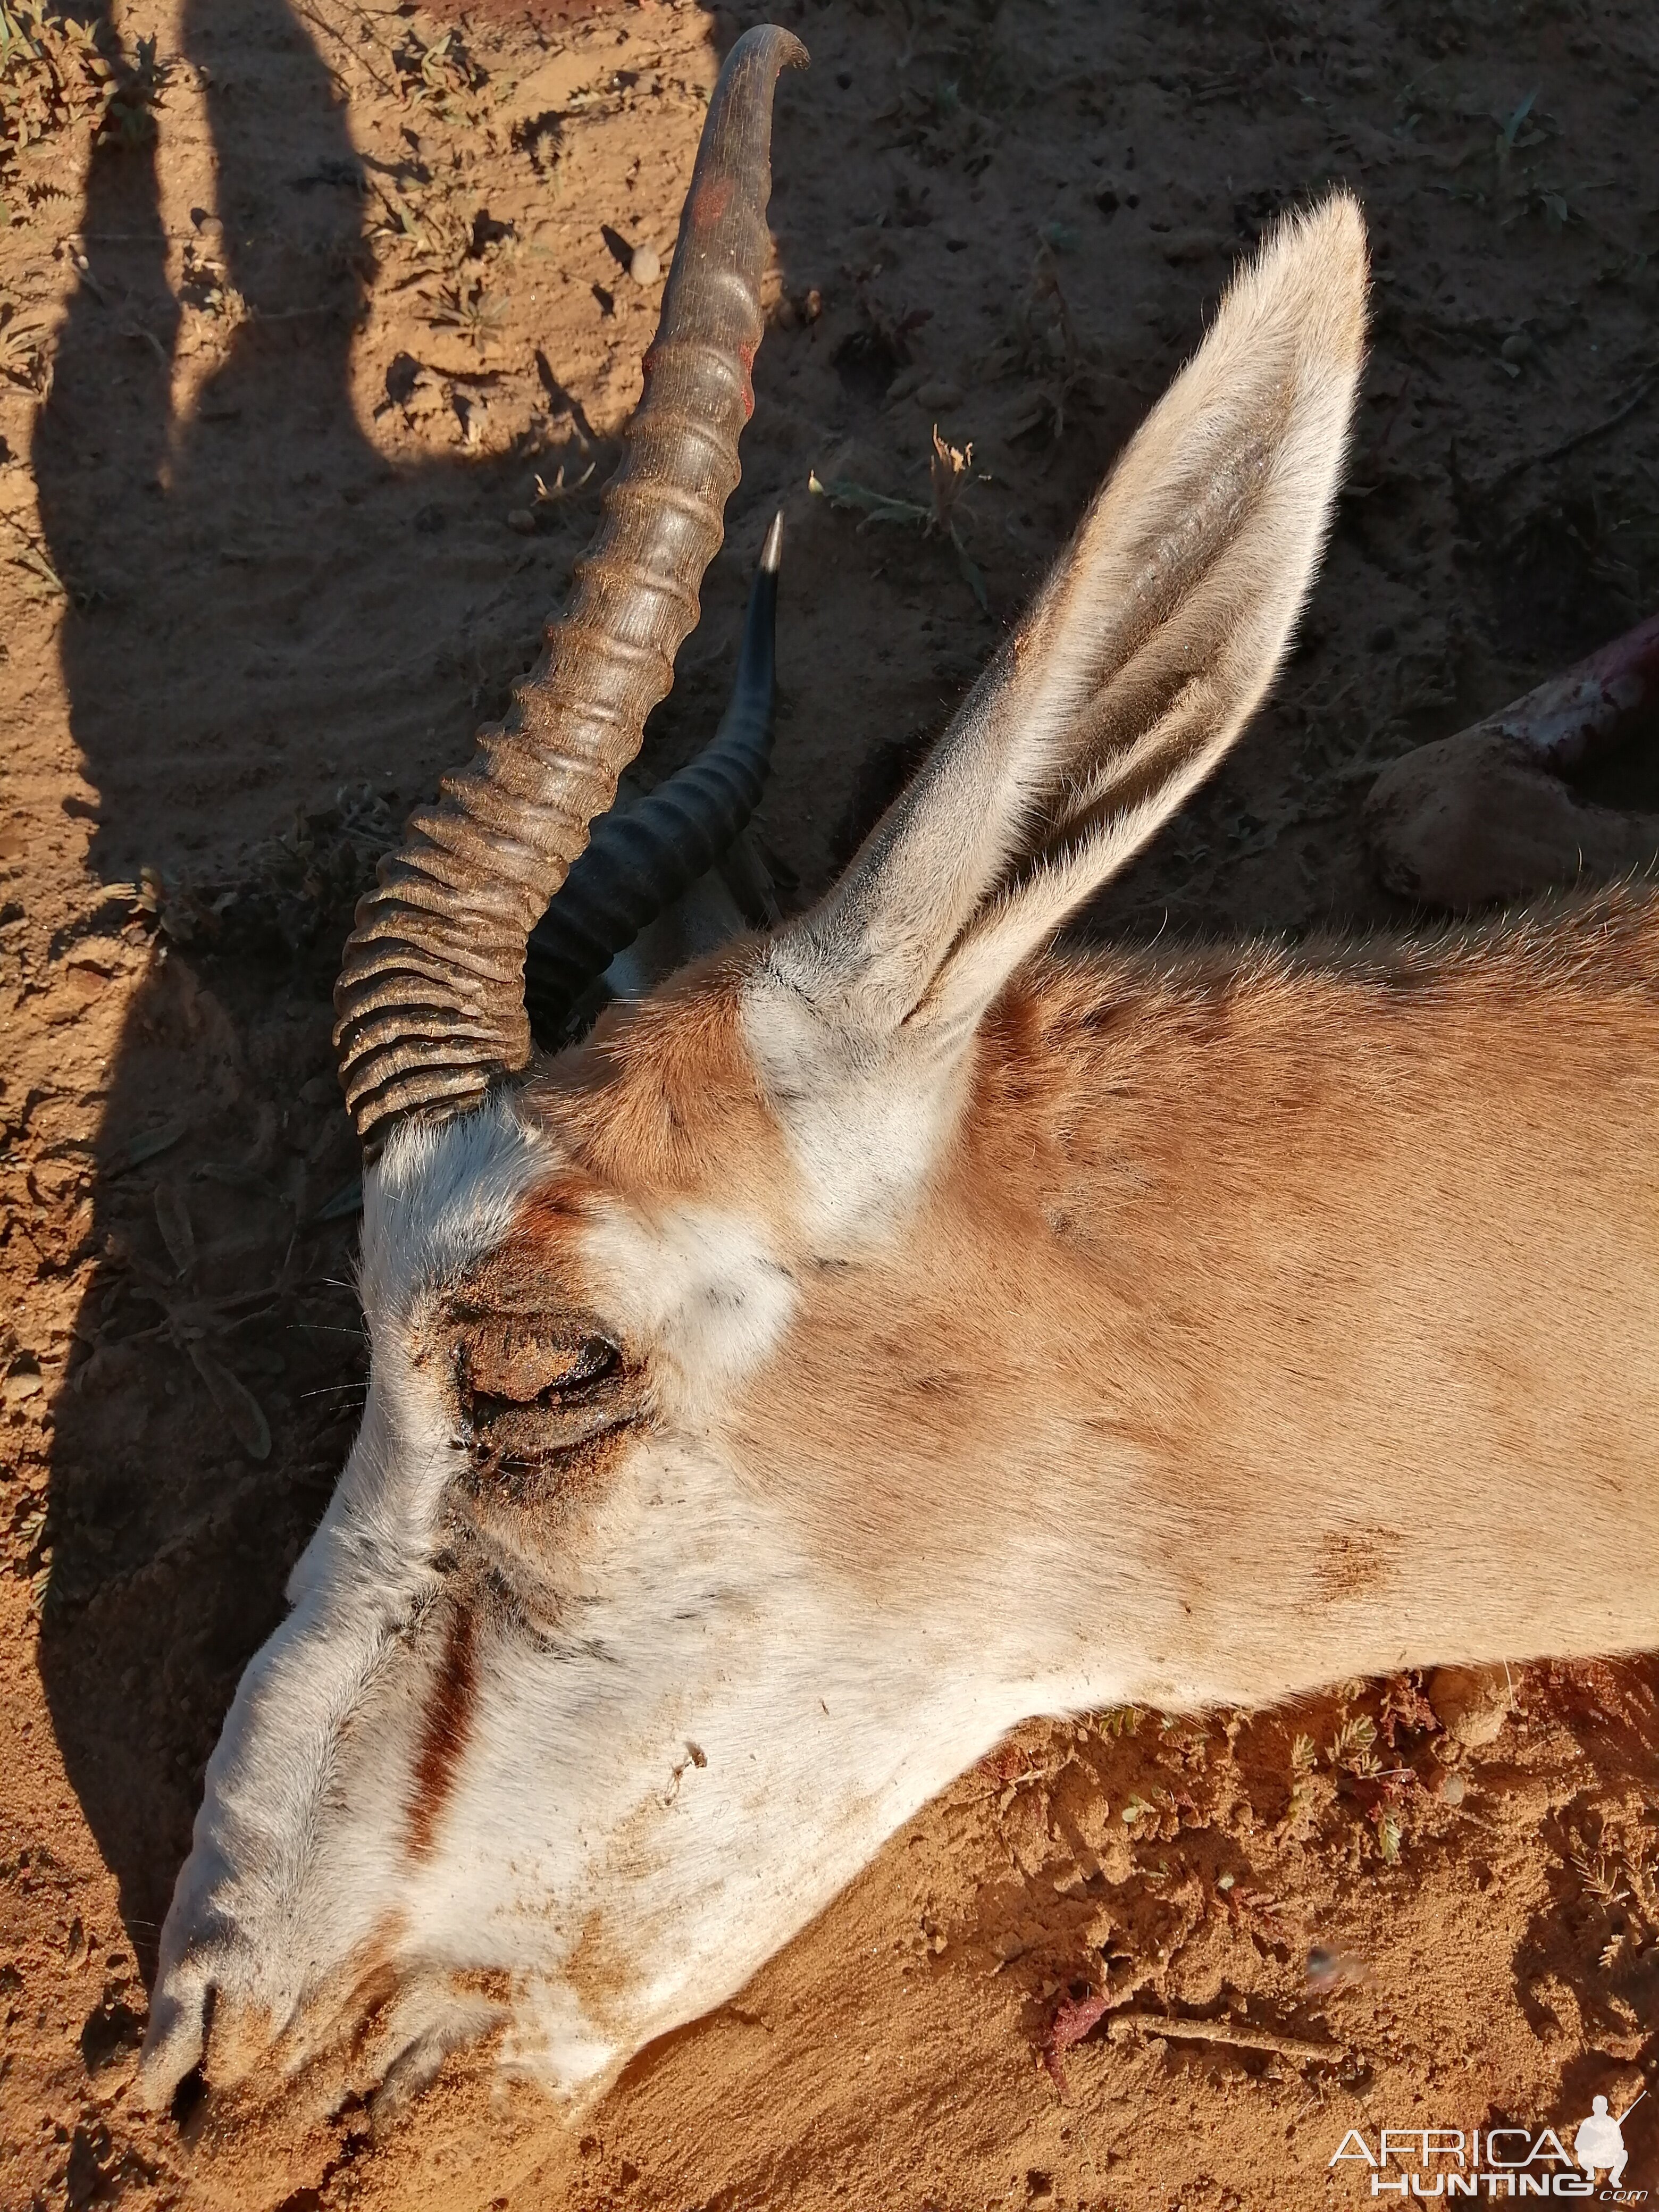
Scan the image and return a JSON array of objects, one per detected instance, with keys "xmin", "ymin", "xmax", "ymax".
[{"xmin": 136, "ymin": 1083, "xmax": 1048, "ymax": 2121}]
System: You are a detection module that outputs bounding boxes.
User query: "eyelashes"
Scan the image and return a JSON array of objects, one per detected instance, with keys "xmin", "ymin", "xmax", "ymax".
[{"xmin": 548, "ymin": 1336, "xmax": 622, "ymax": 1394}]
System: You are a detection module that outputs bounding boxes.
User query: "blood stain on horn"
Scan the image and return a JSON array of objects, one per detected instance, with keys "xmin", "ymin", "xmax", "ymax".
[
  {"xmin": 689, "ymin": 176, "xmax": 734, "ymax": 227},
  {"xmin": 407, "ymin": 1605, "xmax": 479, "ymax": 1861}
]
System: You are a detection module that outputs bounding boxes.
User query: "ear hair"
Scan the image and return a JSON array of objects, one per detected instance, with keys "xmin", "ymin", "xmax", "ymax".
[{"xmin": 768, "ymin": 193, "xmax": 1369, "ymax": 1046}]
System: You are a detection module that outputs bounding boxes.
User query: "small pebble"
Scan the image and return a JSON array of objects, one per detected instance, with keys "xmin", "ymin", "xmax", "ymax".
[
  {"xmin": 1427, "ymin": 1663, "xmax": 1510, "ymax": 1748},
  {"xmin": 1439, "ymin": 1770, "xmax": 1467, "ymax": 1806},
  {"xmin": 630, "ymin": 243, "xmax": 661, "ymax": 287},
  {"xmin": 506, "ymin": 508, "xmax": 537, "ymax": 535}
]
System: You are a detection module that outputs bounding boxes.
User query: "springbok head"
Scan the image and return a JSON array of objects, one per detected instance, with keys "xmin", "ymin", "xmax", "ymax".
[{"xmin": 138, "ymin": 24, "xmax": 1367, "ymax": 2127}]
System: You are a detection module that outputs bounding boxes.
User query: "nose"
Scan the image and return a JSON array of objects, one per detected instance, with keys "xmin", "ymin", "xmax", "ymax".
[
  {"xmin": 139, "ymin": 1969, "xmax": 355, "ymax": 2212},
  {"xmin": 138, "ymin": 1900, "xmax": 282, "ymax": 2114},
  {"xmin": 141, "ymin": 1905, "xmax": 426, "ymax": 2121},
  {"xmin": 137, "ymin": 1958, "xmax": 215, "ymax": 2110},
  {"xmin": 140, "ymin": 1941, "xmax": 310, "ymax": 2118}
]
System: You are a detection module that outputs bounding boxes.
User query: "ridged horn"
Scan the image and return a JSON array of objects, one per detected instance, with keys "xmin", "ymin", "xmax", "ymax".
[
  {"xmin": 524, "ymin": 509, "xmax": 783, "ymax": 1041},
  {"xmin": 333, "ymin": 25, "xmax": 808, "ymax": 1153}
]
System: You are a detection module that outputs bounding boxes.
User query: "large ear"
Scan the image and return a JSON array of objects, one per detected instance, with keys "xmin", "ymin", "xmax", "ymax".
[{"xmin": 766, "ymin": 195, "xmax": 1367, "ymax": 1047}]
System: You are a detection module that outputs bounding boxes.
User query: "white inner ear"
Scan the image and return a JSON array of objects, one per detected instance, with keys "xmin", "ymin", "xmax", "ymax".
[{"xmin": 766, "ymin": 192, "xmax": 1369, "ymax": 1049}]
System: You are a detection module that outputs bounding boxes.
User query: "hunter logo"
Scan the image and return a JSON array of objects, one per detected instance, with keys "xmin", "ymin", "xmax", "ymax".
[{"xmin": 1329, "ymin": 2089, "xmax": 1648, "ymax": 2199}]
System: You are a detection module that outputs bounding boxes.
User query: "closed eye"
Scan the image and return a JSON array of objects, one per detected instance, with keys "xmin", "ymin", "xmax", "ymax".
[
  {"xmin": 457, "ymin": 1326, "xmax": 621, "ymax": 1406},
  {"xmin": 450, "ymin": 1320, "xmax": 642, "ymax": 1487}
]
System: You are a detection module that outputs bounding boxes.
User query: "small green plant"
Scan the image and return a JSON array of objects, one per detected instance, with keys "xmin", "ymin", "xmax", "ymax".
[
  {"xmin": 1574, "ymin": 1848, "xmax": 1631, "ymax": 1908},
  {"xmin": 390, "ymin": 24, "xmax": 484, "ymax": 114},
  {"xmin": 0, "ymin": 507, "xmax": 64, "ymax": 600},
  {"xmin": 809, "ymin": 426, "xmax": 988, "ymax": 608},
  {"xmin": 1495, "ymin": 88, "xmax": 1545, "ymax": 170},
  {"xmin": 0, "ymin": 295, "xmax": 45, "ymax": 386},
  {"xmin": 426, "ymin": 275, "xmax": 508, "ymax": 353},
  {"xmin": 373, "ymin": 179, "xmax": 474, "ymax": 283},
  {"xmin": 103, "ymin": 28, "xmax": 165, "ymax": 147},
  {"xmin": 0, "ymin": 3, "xmax": 107, "ymax": 212},
  {"xmin": 1328, "ymin": 1714, "xmax": 1380, "ymax": 1777}
]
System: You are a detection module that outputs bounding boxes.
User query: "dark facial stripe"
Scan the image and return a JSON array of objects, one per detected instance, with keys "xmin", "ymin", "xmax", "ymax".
[{"xmin": 406, "ymin": 1604, "xmax": 478, "ymax": 1861}]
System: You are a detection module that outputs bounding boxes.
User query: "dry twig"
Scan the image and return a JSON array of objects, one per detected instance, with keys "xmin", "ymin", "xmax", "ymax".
[{"xmin": 1103, "ymin": 2010, "xmax": 1347, "ymax": 2064}]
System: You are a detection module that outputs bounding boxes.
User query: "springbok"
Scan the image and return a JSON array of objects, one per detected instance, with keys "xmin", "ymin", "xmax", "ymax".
[{"xmin": 137, "ymin": 22, "xmax": 1659, "ymax": 2130}]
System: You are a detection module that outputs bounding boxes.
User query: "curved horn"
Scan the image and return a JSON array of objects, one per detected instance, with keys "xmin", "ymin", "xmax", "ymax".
[
  {"xmin": 524, "ymin": 509, "xmax": 783, "ymax": 1041},
  {"xmin": 333, "ymin": 25, "xmax": 807, "ymax": 1153}
]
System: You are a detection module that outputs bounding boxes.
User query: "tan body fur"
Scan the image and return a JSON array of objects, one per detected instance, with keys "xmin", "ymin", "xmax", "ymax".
[
  {"xmin": 530, "ymin": 891, "xmax": 1659, "ymax": 1725},
  {"xmin": 747, "ymin": 904, "xmax": 1659, "ymax": 1687}
]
